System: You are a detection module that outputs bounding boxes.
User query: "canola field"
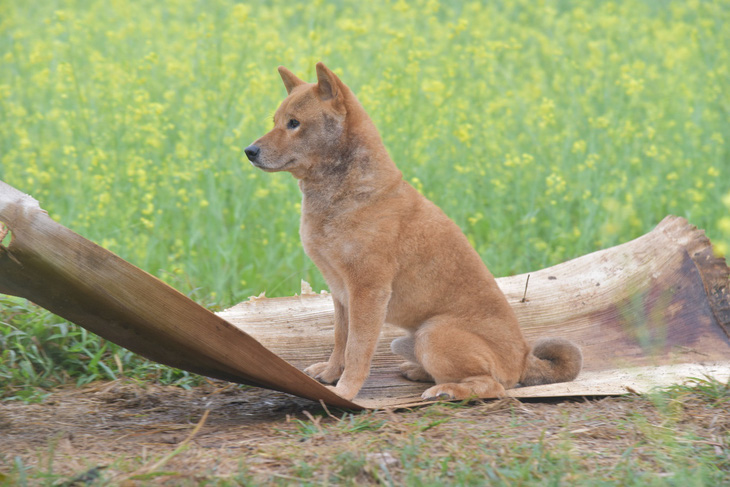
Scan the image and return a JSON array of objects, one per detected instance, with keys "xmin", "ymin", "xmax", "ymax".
[{"xmin": 1, "ymin": 0, "xmax": 729, "ymax": 306}]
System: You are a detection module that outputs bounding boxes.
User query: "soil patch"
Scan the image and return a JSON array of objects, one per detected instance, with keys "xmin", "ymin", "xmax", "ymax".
[{"xmin": 1, "ymin": 380, "xmax": 726, "ymax": 484}]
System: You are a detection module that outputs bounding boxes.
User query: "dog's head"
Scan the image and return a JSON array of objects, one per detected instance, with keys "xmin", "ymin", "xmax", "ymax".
[{"xmin": 245, "ymin": 63, "xmax": 349, "ymax": 179}]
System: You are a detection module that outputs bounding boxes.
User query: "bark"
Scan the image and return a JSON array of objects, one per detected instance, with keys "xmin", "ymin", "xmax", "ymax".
[{"xmin": 1, "ymin": 180, "xmax": 729, "ymax": 408}]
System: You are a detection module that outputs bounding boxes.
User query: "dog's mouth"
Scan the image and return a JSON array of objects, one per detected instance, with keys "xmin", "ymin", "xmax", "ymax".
[{"xmin": 250, "ymin": 158, "xmax": 296, "ymax": 172}]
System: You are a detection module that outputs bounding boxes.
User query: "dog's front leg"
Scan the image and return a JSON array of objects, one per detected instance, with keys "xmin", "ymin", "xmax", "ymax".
[
  {"xmin": 304, "ymin": 297, "xmax": 348, "ymax": 383},
  {"xmin": 328, "ymin": 286, "xmax": 390, "ymax": 400}
]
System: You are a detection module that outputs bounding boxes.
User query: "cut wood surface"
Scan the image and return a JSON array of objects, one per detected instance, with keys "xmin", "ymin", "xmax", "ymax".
[{"xmin": 1, "ymin": 179, "xmax": 729, "ymax": 409}]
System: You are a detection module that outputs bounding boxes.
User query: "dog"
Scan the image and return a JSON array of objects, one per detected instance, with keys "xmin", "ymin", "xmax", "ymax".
[{"xmin": 245, "ymin": 63, "xmax": 582, "ymax": 401}]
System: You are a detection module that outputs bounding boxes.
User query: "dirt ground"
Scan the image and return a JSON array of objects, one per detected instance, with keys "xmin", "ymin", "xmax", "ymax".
[
  {"xmin": 0, "ymin": 381, "xmax": 316, "ymax": 483},
  {"xmin": 1, "ymin": 379, "xmax": 727, "ymax": 485}
]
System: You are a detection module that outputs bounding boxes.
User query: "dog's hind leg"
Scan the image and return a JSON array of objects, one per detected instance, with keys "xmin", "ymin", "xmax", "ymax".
[
  {"xmin": 422, "ymin": 375, "xmax": 505, "ymax": 400},
  {"xmin": 391, "ymin": 334, "xmax": 433, "ymax": 382},
  {"xmin": 391, "ymin": 334, "xmax": 417, "ymax": 361},
  {"xmin": 399, "ymin": 362, "xmax": 434, "ymax": 382},
  {"xmin": 413, "ymin": 318, "xmax": 523, "ymax": 400}
]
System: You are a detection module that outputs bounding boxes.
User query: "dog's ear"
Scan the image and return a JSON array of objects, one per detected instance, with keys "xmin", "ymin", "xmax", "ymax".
[
  {"xmin": 278, "ymin": 66, "xmax": 305, "ymax": 94},
  {"xmin": 315, "ymin": 62, "xmax": 341, "ymax": 101}
]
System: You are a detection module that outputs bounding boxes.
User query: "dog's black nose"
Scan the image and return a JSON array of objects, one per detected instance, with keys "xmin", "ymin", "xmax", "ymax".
[{"xmin": 244, "ymin": 145, "xmax": 260, "ymax": 161}]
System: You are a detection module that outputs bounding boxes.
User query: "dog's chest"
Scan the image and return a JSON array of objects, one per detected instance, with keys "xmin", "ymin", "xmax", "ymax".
[
  {"xmin": 301, "ymin": 213, "xmax": 344, "ymax": 252},
  {"xmin": 299, "ymin": 205, "xmax": 365, "ymax": 267},
  {"xmin": 299, "ymin": 215, "xmax": 325, "ymax": 256}
]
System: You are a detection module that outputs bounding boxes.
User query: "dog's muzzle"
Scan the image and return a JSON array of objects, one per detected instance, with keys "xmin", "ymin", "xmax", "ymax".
[{"xmin": 244, "ymin": 145, "xmax": 260, "ymax": 162}]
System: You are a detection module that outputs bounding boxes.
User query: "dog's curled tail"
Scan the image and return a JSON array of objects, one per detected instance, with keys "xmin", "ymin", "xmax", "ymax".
[{"xmin": 520, "ymin": 337, "xmax": 583, "ymax": 386}]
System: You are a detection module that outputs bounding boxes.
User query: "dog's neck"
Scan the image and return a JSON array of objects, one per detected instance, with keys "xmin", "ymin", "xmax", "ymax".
[
  {"xmin": 297, "ymin": 115, "xmax": 403, "ymax": 210},
  {"xmin": 298, "ymin": 150, "xmax": 402, "ymax": 210}
]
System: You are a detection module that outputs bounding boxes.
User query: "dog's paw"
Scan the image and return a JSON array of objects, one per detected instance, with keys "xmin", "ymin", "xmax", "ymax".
[
  {"xmin": 421, "ymin": 383, "xmax": 468, "ymax": 401},
  {"xmin": 304, "ymin": 362, "xmax": 343, "ymax": 384},
  {"xmin": 399, "ymin": 361, "xmax": 433, "ymax": 382},
  {"xmin": 422, "ymin": 379, "xmax": 505, "ymax": 401}
]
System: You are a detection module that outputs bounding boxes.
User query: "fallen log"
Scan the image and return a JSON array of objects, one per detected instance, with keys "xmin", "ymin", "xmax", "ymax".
[
  {"xmin": 1, "ymin": 179, "xmax": 729, "ymax": 409},
  {"xmin": 219, "ymin": 216, "xmax": 730, "ymax": 408}
]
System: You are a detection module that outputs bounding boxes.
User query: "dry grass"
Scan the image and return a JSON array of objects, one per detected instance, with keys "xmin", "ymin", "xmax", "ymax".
[{"xmin": 1, "ymin": 379, "xmax": 728, "ymax": 485}]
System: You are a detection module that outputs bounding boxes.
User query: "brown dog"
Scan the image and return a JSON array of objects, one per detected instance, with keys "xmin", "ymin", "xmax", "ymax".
[{"xmin": 245, "ymin": 63, "xmax": 582, "ymax": 401}]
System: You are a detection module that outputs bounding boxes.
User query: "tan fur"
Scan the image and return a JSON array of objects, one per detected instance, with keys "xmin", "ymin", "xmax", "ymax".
[{"xmin": 245, "ymin": 63, "xmax": 582, "ymax": 401}]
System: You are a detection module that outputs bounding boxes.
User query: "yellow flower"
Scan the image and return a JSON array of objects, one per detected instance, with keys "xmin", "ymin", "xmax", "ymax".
[
  {"xmin": 467, "ymin": 212, "xmax": 483, "ymax": 226},
  {"xmin": 714, "ymin": 242, "xmax": 728, "ymax": 258},
  {"xmin": 254, "ymin": 188, "xmax": 270, "ymax": 199},
  {"xmin": 572, "ymin": 140, "xmax": 587, "ymax": 154},
  {"xmin": 719, "ymin": 217, "xmax": 730, "ymax": 234},
  {"xmin": 644, "ymin": 145, "xmax": 658, "ymax": 158}
]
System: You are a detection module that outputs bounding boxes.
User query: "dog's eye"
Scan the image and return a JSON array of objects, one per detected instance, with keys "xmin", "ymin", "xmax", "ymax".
[{"xmin": 287, "ymin": 119, "xmax": 300, "ymax": 129}]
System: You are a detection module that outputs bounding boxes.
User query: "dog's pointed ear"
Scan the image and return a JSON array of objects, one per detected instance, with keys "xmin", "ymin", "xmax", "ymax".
[
  {"xmin": 315, "ymin": 62, "xmax": 341, "ymax": 101},
  {"xmin": 278, "ymin": 66, "xmax": 305, "ymax": 94}
]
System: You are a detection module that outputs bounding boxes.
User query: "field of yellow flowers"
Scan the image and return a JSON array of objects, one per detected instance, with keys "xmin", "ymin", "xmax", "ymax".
[
  {"xmin": 1, "ymin": 0, "xmax": 728, "ymax": 304},
  {"xmin": 1, "ymin": 2, "xmax": 730, "ymax": 483}
]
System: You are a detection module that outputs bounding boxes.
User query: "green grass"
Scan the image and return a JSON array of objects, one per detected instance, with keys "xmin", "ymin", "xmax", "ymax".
[
  {"xmin": 0, "ymin": 296, "xmax": 201, "ymax": 400},
  {"xmin": 0, "ymin": 0, "xmax": 729, "ymax": 401}
]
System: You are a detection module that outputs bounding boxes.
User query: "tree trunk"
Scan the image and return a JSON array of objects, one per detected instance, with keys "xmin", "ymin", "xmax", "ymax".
[{"xmin": 2, "ymin": 180, "xmax": 729, "ymax": 409}]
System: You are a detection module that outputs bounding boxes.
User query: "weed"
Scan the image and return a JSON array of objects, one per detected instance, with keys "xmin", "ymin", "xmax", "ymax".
[{"xmin": 666, "ymin": 376, "xmax": 730, "ymax": 406}]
